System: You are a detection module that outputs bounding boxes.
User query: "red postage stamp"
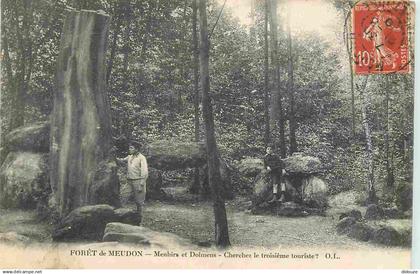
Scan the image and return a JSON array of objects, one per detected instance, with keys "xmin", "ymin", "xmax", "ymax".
[{"xmin": 353, "ymin": 1, "xmax": 411, "ymax": 74}]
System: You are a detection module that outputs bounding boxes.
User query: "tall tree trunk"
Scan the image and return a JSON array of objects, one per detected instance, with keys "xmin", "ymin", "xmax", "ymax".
[
  {"xmin": 343, "ymin": 8, "xmax": 356, "ymax": 139},
  {"xmin": 120, "ymin": 12, "xmax": 133, "ymax": 140},
  {"xmin": 198, "ymin": 0, "xmax": 230, "ymax": 247},
  {"xmin": 51, "ymin": 10, "xmax": 120, "ymax": 216},
  {"xmin": 190, "ymin": 0, "xmax": 201, "ymax": 194},
  {"xmin": 263, "ymin": 0, "xmax": 270, "ymax": 146},
  {"xmin": 249, "ymin": 0, "xmax": 256, "ymax": 43},
  {"xmin": 9, "ymin": 2, "xmax": 31, "ymax": 130},
  {"xmin": 384, "ymin": 77, "xmax": 395, "ymax": 187},
  {"xmin": 268, "ymin": 0, "xmax": 285, "ymax": 157},
  {"xmin": 286, "ymin": 2, "xmax": 297, "ymax": 154},
  {"xmin": 359, "ymin": 76, "xmax": 377, "ymax": 204}
]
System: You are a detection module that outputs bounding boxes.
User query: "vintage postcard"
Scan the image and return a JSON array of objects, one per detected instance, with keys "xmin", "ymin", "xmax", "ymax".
[{"xmin": 0, "ymin": 0, "xmax": 415, "ymax": 269}]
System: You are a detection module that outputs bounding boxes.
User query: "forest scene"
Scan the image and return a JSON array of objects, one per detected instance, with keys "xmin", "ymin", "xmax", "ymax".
[{"xmin": 0, "ymin": 0, "xmax": 415, "ymax": 257}]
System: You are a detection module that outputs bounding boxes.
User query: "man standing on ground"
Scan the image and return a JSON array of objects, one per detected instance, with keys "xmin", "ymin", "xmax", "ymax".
[
  {"xmin": 264, "ymin": 145, "xmax": 287, "ymax": 203},
  {"xmin": 117, "ymin": 142, "xmax": 149, "ymax": 223}
]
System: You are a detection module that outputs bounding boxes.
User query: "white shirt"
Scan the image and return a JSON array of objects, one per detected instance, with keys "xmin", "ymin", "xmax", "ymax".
[{"xmin": 122, "ymin": 153, "xmax": 148, "ymax": 180}]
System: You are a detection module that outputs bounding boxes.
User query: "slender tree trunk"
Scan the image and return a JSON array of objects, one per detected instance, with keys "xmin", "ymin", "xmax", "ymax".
[
  {"xmin": 190, "ymin": 0, "xmax": 201, "ymax": 194},
  {"xmin": 121, "ymin": 13, "xmax": 132, "ymax": 140},
  {"xmin": 359, "ymin": 76, "xmax": 377, "ymax": 204},
  {"xmin": 198, "ymin": 0, "xmax": 230, "ymax": 247},
  {"xmin": 263, "ymin": 0, "xmax": 270, "ymax": 146},
  {"xmin": 249, "ymin": 0, "xmax": 256, "ymax": 43},
  {"xmin": 286, "ymin": 2, "xmax": 297, "ymax": 154},
  {"xmin": 385, "ymin": 77, "xmax": 395, "ymax": 187},
  {"xmin": 268, "ymin": 0, "xmax": 285, "ymax": 157},
  {"xmin": 9, "ymin": 2, "xmax": 31, "ymax": 130},
  {"xmin": 343, "ymin": 8, "xmax": 356, "ymax": 139},
  {"xmin": 140, "ymin": 1, "xmax": 156, "ymax": 62}
]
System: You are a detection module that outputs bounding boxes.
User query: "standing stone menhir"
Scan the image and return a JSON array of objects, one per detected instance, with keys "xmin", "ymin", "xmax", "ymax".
[{"xmin": 50, "ymin": 9, "xmax": 119, "ymax": 216}]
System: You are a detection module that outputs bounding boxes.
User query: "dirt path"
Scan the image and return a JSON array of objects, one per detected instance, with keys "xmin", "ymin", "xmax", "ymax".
[
  {"xmin": 143, "ymin": 200, "xmax": 371, "ymax": 248},
  {"xmin": 0, "ymin": 188, "xmax": 410, "ymax": 251}
]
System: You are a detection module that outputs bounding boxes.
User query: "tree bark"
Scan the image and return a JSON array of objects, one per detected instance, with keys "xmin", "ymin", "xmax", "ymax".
[
  {"xmin": 268, "ymin": 0, "xmax": 286, "ymax": 157},
  {"xmin": 198, "ymin": 0, "xmax": 230, "ymax": 247},
  {"xmin": 51, "ymin": 10, "xmax": 120, "ymax": 216},
  {"xmin": 263, "ymin": 0, "xmax": 270, "ymax": 146},
  {"xmin": 359, "ymin": 76, "xmax": 377, "ymax": 204},
  {"xmin": 190, "ymin": 0, "xmax": 201, "ymax": 194},
  {"xmin": 343, "ymin": 7, "xmax": 356, "ymax": 139},
  {"xmin": 286, "ymin": 2, "xmax": 297, "ymax": 154}
]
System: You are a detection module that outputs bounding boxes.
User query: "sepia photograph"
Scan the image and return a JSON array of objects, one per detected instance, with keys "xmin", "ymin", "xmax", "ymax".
[{"xmin": 0, "ymin": 0, "xmax": 415, "ymax": 269}]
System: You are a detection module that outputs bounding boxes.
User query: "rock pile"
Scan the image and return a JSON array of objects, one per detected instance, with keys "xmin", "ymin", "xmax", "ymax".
[
  {"xmin": 250, "ymin": 153, "xmax": 328, "ymax": 215},
  {"xmin": 336, "ymin": 205, "xmax": 411, "ymax": 247}
]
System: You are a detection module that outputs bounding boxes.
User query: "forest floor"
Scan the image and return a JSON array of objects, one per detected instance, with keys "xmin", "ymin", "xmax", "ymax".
[{"xmin": 0, "ymin": 187, "xmax": 411, "ymax": 251}]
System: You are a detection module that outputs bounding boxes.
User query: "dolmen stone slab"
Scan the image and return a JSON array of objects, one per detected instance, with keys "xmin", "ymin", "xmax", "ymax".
[
  {"xmin": 103, "ymin": 222, "xmax": 195, "ymax": 248},
  {"xmin": 53, "ymin": 205, "xmax": 141, "ymax": 241}
]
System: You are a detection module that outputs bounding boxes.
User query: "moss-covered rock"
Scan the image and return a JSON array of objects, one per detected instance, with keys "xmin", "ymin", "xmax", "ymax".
[
  {"xmin": 283, "ymin": 153, "xmax": 323, "ymax": 175},
  {"xmin": 339, "ymin": 209, "xmax": 363, "ymax": 221},
  {"xmin": 0, "ymin": 152, "xmax": 50, "ymax": 209},
  {"xmin": 365, "ymin": 204, "xmax": 384, "ymax": 220},
  {"xmin": 336, "ymin": 217, "xmax": 357, "ymax": 234},
  {"xmin": 236, "ymin": 158, "xmax": 265, "ymax": 177},
  {"xmin": 347, "ymin": 222, "xmax": 373, "ymax": 241},
  {"xmin": 302, "ymin": 176, "xmax": 328, "ymax": 209},
  {"xmin": 5, "ymin": 122, "xmax": 50, "ymax": 153},
  {"xmin": 147, "ymin": 140, "xmax": 207, "ymax": 170}
]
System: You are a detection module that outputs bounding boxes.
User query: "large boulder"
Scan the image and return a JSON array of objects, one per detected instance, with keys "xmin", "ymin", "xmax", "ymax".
[
  {"xmin": 283, "ymin": 153, "xmax": 323, "ymax": 175},
  {"xmin": 339, "ymin": 209, "xmax": 363, "ymax": 221},
  {"xmin": 147, "ymin": 140, "xmax": 207, "ymax": 170},
  {"xmin": 146, "ymin": 168, "xmax": 170, "ymax": 200},
  {"xmin": 364, "ymin": 204, "xmax": 384, "ymax": 220},
  {"xmin": 103, "ymin": 222, "xmax": 195, "ymax": 248},
  {"xmin": 4, "ymin": 122, "xmax": 50, "ymax": 153},
  {"xmin": 383, "ymin": 207, "xmax": 404, "ymax": 219},
  {"xmin": 252, "ymin": 170, "xmax": 297, "ymax": 207},
  {"xmin": 371, "ymin": 226, "xmax": 402, "ymax": 246},
  {"xmin": 236, "ymin": 158, "xmax": 265, "ymax": 177},
  {"xmin": 52, "ymin": 204, "xmax": 116, "ymax": 241},
  {"xmin": 0, "ymin": 152, "xmax": 50, "ymax": 209},
  {"xmin": 369, "ymin": 219, "xmax": 412, "ymax": 247},
  {"xmin": 301, "ymin": 176, "xmax": 328, "ymax": 209},
  {"xmin": 336, "ymin": 217, "xmax": 357, "ymax": 234},
  {"xmin": 347, "ymin": 222, "xmax": 373, "ymax": 241},
  {"xmin": 114, "ymin": 208, "xmax": 141, "ymax": 226},
  {"xmin": 90, "ymin": 159, "xmax": 121, "ymax": 207}
]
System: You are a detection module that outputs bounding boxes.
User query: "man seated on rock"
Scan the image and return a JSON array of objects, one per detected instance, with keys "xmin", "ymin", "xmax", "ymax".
[
  {"xmin": 117, "ymin": 141, "xmax": 149, "ymax": 224},
  {"xmin": 264, "ymin": 145, "xmax": 287, "ymax": 203}
]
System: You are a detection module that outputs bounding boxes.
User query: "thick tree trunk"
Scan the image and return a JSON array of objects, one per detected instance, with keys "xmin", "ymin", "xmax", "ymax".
[
  {"xmin": 286, "ymin": 3, "xmax": 297, "ymax": 154},
  {"xmin": 51, "ymin": 10, "xmax": 120, "ymax": 216},
  {"xmin": 190, "ymin": 0, "xmax": 201, "ymax": 194},
  {"xmin": 359, "ymin": 76, "xmax": 377, "ymax": 204},
  {"xmin": 268, "ymin": 0, "xmax": 286, "ymax": 157},
  {"xmin": 198, "ymin": 0, "xmax": 230, "ymax": 247},
  {"xmin": 263, "ymin": 0, "xmax": 270, "ymax": 146}
]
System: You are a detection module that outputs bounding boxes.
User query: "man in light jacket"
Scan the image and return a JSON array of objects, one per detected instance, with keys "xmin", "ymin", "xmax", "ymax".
[{"xmin": 117, "ymin": 142, "xmax": 149, "ymax": 222}]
